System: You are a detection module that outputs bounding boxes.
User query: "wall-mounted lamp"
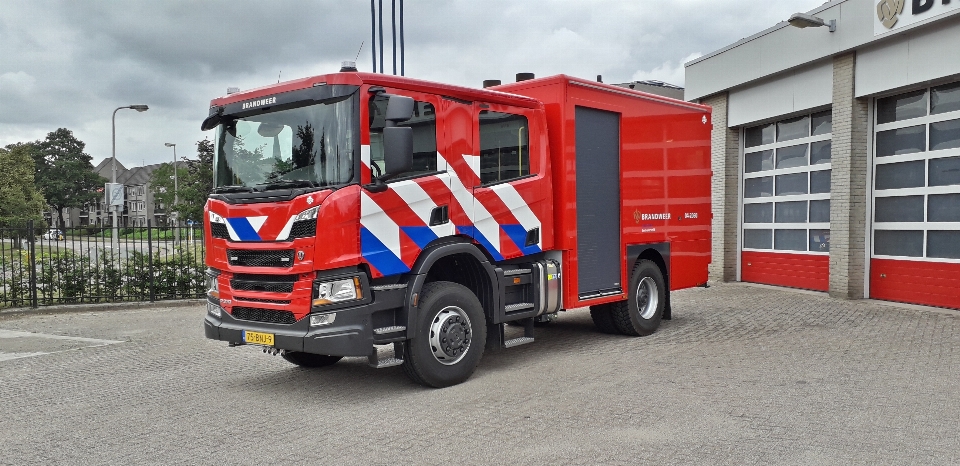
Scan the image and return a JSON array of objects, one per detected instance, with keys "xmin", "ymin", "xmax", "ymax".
[{"xmin": 788, "ymin": 13, "xmax": 836, "ymax": 32}]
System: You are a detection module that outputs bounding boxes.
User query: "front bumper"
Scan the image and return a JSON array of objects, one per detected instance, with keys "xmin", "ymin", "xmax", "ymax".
[{"xmin": 203, "ymin": 286, "xmax": 406, "ymax": 357}]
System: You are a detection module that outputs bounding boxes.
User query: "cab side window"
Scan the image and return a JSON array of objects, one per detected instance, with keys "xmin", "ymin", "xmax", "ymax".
[
  {"xmin": 479, "ymin": 111, "xmax": 530, "ymax": 185},
  {"xmin": 369, "ymin": 95, "xmax": 438, "ymax": 180}
]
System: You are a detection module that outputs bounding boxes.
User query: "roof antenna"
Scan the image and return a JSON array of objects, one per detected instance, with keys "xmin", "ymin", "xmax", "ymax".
[
  {"xmin": 278, "ymin": 70, "xmax": 281, "ymax": 83},
  {"xmin": 355, "ymin": 41, "xmax": 364, "ymax": 62}
]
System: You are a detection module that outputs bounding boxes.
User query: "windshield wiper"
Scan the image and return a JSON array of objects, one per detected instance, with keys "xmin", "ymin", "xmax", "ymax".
[
  {"xmin": 214, "ymin": 185, "xmax": 255, "ymax": 193},
  {"xmin": 255, "ymin": 179, "xmax": 317, "ymax": 191}
]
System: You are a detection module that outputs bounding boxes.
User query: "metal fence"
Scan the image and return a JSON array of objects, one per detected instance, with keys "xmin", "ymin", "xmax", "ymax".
[{"xmin": 0, "ymin": 220, "xmax": 206, "ymax": 309}]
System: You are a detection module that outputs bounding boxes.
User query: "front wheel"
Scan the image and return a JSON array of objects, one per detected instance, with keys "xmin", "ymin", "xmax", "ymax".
[
  {"xmin": 610, "ymin": 260, "xmax": 666, "ymax": 336},
  {"xmin": 403, "ymin": 281, "xmax": 486, "ymax": 388}
]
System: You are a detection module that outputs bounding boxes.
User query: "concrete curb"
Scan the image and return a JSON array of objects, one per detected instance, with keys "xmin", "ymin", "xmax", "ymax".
[{"xmin": 0, "ymin": 299, "xmax": 206, "ymax": 319}]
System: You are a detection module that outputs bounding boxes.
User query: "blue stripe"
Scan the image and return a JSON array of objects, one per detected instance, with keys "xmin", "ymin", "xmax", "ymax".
[
  {"xmin": 400, "ymin": 226, "xmax": 439, "ymax": 250},
  {"xmin": 360, "ymin": 227, "xmax": 410, "ymax": 276},
  {"xmin": 457, "ymin": 225, "xmax": 504, "ymax": 262},
  {"xmin": 501, "ymin": 224, "xmax": 541, "ymax": 256},
  {"xmin": 226, "ymin": 218, "xmax": 261, "ymax": 241}
]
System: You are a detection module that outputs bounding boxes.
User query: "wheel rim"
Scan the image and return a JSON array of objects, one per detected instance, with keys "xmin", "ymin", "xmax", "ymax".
[
  {"xmin": 635, "ymin": 277, "xmax": 659, "ymax": 320},
  {"xmin": 428, "ymin": 306, "xmax": 473, "ymax": 365}
]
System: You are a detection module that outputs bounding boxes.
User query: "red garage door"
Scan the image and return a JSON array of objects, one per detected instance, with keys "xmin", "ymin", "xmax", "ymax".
[
  {"xmin": 741, "ymin": 110, "xmax": 832, "ymax": 292},
  {"xmin": 869, "ymin": 82, "xmax": 960, "ymax": 310}
]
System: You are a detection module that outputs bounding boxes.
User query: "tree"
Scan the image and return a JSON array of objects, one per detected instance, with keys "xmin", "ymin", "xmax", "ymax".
[
  {"xmin": 150, "ymin": 138, "xmax": 215, "ymax": 224},
  {"xmin": 0, "ymin": 143, "xmax": 48, "ymax": 250},
  {"xmin": 0, "ymin": 143, "xmax": 47, "ymax": 230},
  {"xmin": 33, "ymin": 128, "xmax": 107, "ymax": 229}
]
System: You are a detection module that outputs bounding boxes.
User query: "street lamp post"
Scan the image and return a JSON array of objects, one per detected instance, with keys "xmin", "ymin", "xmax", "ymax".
[
  {"xmin": 164, "ymin": 142, "xmax": 179, "ymax": 243},
  {"xmin": 111, "ymin": 105, "xmax": 149, "ymax": 247}
]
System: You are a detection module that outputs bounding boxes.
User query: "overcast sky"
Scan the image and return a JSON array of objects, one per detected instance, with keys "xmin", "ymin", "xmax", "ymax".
[{"xmin": 0, "ymin": 0, "xmax": 823, "ymax": 168}]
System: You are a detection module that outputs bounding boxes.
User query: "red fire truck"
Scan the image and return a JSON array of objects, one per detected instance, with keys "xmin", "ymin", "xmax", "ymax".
[{"xmin": 202, "ymin": 65, "xmax": 712, "ymax": 387}]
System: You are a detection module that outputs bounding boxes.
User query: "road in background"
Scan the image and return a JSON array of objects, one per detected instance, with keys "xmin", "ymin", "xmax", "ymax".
[{"xmin": 1, "ymin": 283, "xmax": 958, "ymax": 464}]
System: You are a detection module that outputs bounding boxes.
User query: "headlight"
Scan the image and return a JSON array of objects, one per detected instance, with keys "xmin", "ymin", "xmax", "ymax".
[
  {"xmin": 209, "ymin": 211, "xmax": 226, "ymax": 224},
  {"xmin": 293, "ymin": 206, "xmax": 319, "ymax": 222},
  {"xmin": 313, "ymin": 277, "xmax": 362, "ymax": 306},
  {"xmin": 206, "ymin": 268, "xmax": 220, "ymax": 299}
]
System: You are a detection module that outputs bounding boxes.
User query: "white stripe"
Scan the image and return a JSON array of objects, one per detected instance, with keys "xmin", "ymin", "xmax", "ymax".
[
  {"xmin": 360, "ymin": 191, "xmax": 402, "ymax": 260},
  {"xmin": 224, "ymin": 221, "xmax": 240, "ymax": 241},
  {"xmin": 391, "ymin": 179, "xmax": 456, "ymax": 238},
  {"xmin": 247, "ymin": 216, "xmax": 268, "ymax": 232},
  {"xmin": 447, "ymin": 164, "xmax": 500, "ymax": 254},
  {"xmin": 490, "ymin": 184, "xmax": 541, "ymax": 234},
  {"xmin": 462, "ymin": 154, "xmax": 481, "ymax": 179},
  {"xmin": 436, "ymin": 151, "xmax": 447, "ymax": 173},
  {"xmin": 361, "ymin": 144, "xmax": 371, "ymax": 166},
  {"xmin": 276, "ymin": 217, "xmax": 295, "ymax": 241}
]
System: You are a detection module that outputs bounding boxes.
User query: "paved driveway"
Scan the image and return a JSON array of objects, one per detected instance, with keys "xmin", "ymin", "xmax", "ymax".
[{"xmin": 1, "ymin": 283, "xmax": 958, "ymax": 465}]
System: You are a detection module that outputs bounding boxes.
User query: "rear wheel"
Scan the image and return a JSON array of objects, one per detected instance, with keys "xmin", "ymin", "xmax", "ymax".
[
  {"xmin": 610, "ymin": 260, "xmax": 665, "ymax": 336},
  {"xmin": 281, "ymin": 351, "xmax": 343, "ymax": 368},
  {"xmin": 403, "ymin": 281, "xmax": 486, "ymax": 388}
]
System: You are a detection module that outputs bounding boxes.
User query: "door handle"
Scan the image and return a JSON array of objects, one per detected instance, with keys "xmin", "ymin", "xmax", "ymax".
[{"xmin": 429, "ymin": 205, "xmax": 449, "ymax": 226}]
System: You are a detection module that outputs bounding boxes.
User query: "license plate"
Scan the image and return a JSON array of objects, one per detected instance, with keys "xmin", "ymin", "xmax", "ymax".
[{"xmin": 243, "ymin": 330, "xmax": 275, "ymax": 346}]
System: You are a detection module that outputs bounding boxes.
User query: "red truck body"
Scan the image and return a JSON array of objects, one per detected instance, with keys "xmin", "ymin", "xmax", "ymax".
[{"xmin": 202, "ymin": 71, "xmax": 711, "ymax": 386}]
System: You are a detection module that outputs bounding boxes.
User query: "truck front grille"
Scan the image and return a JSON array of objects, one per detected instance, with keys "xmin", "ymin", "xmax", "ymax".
[
  {"xmin": 288, "ymin": 219, "xmax": 317, "ymax": 239},
  {"xmin": 211, "ymin": 223, "xmax": 229, "ymax": 239},
  {"xmin": 231, "ymin": 274, "xmax": 297, "ymax": 293},
  {"xmin": 234, "ymin": 296, "xmax": 292, "ymax": 305},
  {"xmin": 227, "ymin": 250, "xmax": 294, "ymax": 267},
  {"xmin": 232, "ymin": 306, "xmax": 296, "ymax": 324}
]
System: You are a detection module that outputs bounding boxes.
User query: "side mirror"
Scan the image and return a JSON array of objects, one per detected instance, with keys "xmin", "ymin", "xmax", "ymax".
[
  {"xmin": 385, "ymin": 95, "xmax": 415, "ymax": 122},
  {"xmin": 382, "ymin": 127, "xmax": 413, "ymax": 178}
]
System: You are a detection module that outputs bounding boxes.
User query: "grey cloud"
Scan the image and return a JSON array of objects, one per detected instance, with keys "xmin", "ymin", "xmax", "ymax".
[{"xmin": 1, "ymin": 0, "xmax": 821, "ymax": 166}]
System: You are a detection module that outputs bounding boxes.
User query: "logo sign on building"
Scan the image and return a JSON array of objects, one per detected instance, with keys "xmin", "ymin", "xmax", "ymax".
[
  {"xmin": 105, "ymin": 183, "xmax": 124, "ymax": 207},
  {"xmin": 875, "ymin": 0, "xmax": 960, "ymax": 35}
]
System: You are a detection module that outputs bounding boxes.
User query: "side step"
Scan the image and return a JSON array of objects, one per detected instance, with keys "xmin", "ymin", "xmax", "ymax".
[
  {"xmin": 368, "ymin": 342, "xmax": 405, "ymax": 368},
  {"xmin": 504, "ymin": 337, "xmax": 534, "ymax": 348},
  {"xmin": 373, "ymin": 325, "xmax": 406, "ymax": 335},
  {"xmin": 505, "ymin": 303, "xmax": 534, "ymax": 312},
  {"xmin": 486, "ymin": 318, "xmax": 535, "ymax": 351}
]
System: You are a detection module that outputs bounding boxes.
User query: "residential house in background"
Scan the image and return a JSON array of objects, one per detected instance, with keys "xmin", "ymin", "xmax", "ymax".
[{"xmin": 45, "ymin": 159, "xmax": 171, "ymax": 228}]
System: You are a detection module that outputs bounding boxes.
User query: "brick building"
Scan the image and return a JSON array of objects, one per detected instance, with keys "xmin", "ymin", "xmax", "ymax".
[{"xmin": 685, "ymin": 0, "xmax": 960, "ymax": 309}]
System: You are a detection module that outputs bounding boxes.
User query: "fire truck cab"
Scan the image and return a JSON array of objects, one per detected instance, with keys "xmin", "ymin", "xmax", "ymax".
[{"xmin": 202, "ymin": 69, "xmax": 712, "ymax": 387}]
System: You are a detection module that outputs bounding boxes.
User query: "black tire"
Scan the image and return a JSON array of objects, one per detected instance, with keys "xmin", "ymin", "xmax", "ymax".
[
  {"xmin": 402, "ymin": 281, "xmax": 486, "ymax": 388},
  {"xmin": 281, "ymin": 351, "xmax": 343, "ymax": 368},
  {"xmin": 610, "ymin": 260, "xmax": 666, "ymax": 336},
  {"xmin": 590, "ymin": 305, "xmax": 620, "ymax": 334}
]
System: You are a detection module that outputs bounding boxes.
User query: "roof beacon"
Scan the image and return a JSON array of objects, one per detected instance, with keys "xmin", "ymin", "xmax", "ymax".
[{"xmin": 340, "ymin": 61, "xmax": 358, "ymax": 72}]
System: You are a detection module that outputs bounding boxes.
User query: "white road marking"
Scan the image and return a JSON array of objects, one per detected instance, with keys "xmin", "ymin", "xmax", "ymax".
[{"xmin": 0, "ymin": 329, "xmax": 124, "ymax": 362}]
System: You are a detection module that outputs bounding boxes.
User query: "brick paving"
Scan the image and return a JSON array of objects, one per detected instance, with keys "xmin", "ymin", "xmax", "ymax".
[{"xmin": 1, "ymin": 283, "xmax": 958, "ymax": 465}]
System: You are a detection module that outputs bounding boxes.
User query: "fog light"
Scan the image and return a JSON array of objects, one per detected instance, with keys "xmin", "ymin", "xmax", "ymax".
[
  {"xmin": 309, "ymin": 313, "xmax": 336, "ymax": 327},
  {"xmin": 207, "ymin": 302, "xmax": 222, "ymax": 318}
]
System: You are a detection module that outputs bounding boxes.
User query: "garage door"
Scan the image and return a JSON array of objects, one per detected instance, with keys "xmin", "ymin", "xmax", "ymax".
[
  {"xmin": 870, "ymin": 81, "xmax": 960, "ymax": 309},
  {"xmin": 740, "ymin": 110, "xmax": 833, "ymax": 291}
]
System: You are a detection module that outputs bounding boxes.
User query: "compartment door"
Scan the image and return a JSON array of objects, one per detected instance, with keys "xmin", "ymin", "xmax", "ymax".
[{"xmin": 575, "ymin": 106, "xmax": 621, "ymax": 297}]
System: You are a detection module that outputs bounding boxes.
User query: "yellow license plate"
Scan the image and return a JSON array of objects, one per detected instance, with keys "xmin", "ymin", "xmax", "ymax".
[{"xmin": 243, "ymin": 330, "xmax": 275, "ymax": 346}]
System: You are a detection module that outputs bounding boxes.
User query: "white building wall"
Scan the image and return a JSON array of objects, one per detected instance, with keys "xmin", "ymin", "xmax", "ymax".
[
  {"xmin": 729, "ymin": 61, "xmax": 834, "ymax": 127},
  {"xmin": 856, "ymin": 17, "xmax": 960, "ymax": 98}
]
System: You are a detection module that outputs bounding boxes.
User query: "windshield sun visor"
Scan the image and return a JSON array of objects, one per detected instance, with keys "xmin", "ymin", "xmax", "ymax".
[{"xmin": 201, "ymin": 84, "xmax": 360, "ymax": 131}]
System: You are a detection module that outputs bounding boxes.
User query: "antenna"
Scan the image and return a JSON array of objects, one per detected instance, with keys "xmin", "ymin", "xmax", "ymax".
[
  {"xmin": 278, "ymin": 71, "xmax": 281, "ymax": 83},
  {"xmin": 355, "ymin": 41, "xmax": 364, "ymax": 62}
]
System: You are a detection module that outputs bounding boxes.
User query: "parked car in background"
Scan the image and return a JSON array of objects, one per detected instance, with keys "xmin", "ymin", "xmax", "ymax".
[{"xmin": 42, "ymin": 229, "xmax": 64, "ymax": 241}]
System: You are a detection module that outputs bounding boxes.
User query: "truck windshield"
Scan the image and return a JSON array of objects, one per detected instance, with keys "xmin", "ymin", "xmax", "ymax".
[{"xmin": 214, "ymin": 92, "xmax": 358, "ymax": 191}]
